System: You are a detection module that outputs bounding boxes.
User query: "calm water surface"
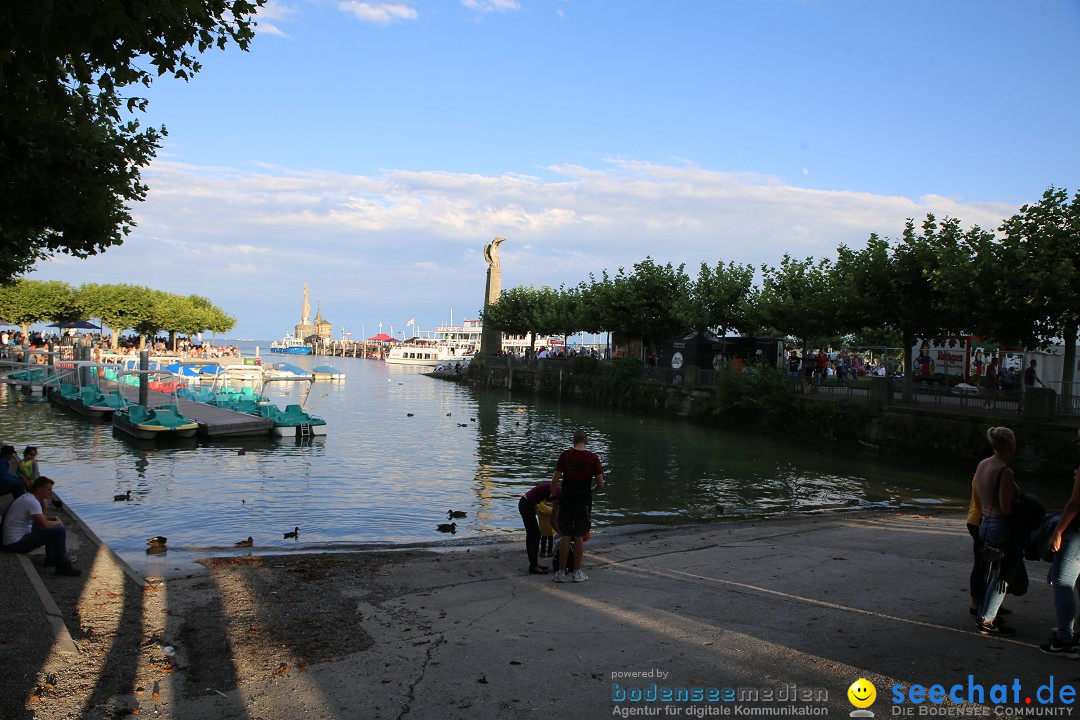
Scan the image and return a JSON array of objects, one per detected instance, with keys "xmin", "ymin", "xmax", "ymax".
[{"xmin": 1, "ymin": 351, "xmax": 1050, "ymax": 569}]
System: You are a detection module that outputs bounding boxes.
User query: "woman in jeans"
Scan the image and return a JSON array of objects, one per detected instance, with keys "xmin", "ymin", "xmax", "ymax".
[
  {"xmin": 1042, "ymin": 430, "xmax": 1080, "ymax": 657},
  {"xmin": 975, "ymin": 426, "xmax": 1018, "ymax": 635}
]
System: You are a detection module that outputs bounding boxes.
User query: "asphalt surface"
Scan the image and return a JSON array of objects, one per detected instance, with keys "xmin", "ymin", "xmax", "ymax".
[{"xmin": 6, "ymin": 507, "xmax": 1080, "ymax": 719}]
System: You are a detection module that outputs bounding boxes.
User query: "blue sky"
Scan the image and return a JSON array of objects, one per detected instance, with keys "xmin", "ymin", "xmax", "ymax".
[{"xmin": 30, "ymin": 0, "xmax": 1080, "ymax": 341}]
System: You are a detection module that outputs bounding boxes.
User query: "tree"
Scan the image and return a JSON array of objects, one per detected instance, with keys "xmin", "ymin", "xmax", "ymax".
[
  {"xmin": 755, "ymin": 254, "xmax": 839, "ymax": 354},
  {"xmin": 688, "ymin": 261, "xmax": 755, "ymax": 335},
  {"xmin": 0, "ymin": 279, "xmax": 77, "ymax": 336},
  {"xmin": 482, "ymin": 285, "xmax": 547, "ymax": 355},
  {"xmin": 883, "ymin": 214, "xmax": 970, "ymax": 399},
  {"xmin": 612, "ymin": 258, "xmax": 693, "ymax": 361},
  {"xmin": 0, "ymin": 1, "xmax": 264, "ymax": 278},
  {"xmin": 999, "ymin": 186, "xmax": 1080, "ymax": 407}
]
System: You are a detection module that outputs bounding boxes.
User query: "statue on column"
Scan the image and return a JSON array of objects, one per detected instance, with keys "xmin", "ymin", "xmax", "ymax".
[
  {"xmin": 301, "ymin": 283, "xmax": 311, "ymax": 325},
  {"xmin": 481, "ymin": 237, "xmax": 507, "ymax": 356},
  {"xmin": 483, "ymin": 236, "xmax": 505, "ymax": 270}
]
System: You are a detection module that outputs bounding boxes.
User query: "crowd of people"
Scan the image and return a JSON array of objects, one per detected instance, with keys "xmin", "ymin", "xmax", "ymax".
[
  {"xmin": 969, "ymin": 425, "xmax": 1080, "ymax": 657},
  {"xmin": 491, "ymin": 346, "xmax": 608, "ymax": 361},
  {"xmin": 0, "ymin": 327, "xmax": 243, "ymax": 363},
  {"xmin": 0, "ymin": 441, "xmax": 80, "ymax": 576}
]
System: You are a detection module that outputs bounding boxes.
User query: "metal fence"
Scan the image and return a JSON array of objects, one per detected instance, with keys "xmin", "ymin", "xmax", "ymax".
[
  {"xmin": 902, "ymin": 385, "xmax": 1022, "ymax": 417},
  {"xmin": 807, "ymin": 383, "xmax": 872, "ymax": 402}
]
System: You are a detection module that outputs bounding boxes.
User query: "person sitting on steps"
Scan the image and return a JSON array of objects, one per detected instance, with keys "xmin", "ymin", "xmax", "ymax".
[{"xmin": 1, "ymin": 477, "xmax": 81, "ymax": 576}]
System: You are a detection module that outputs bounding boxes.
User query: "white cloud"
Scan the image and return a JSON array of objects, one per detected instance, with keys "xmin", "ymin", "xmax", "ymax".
[
  {"xmin": 462, "ymin": 0, "xmax": 520, "ymax": 12},
  {"xmin": 338, "ymin": 1, "xmax": 418, "ymax": 24},
  {"xmin": 255, "ymin": 0, "xmax": 295, "ymax": 36},
  {"xmin": 30, "ymin": 158, "xmax": 1020, "ymax": 338}
]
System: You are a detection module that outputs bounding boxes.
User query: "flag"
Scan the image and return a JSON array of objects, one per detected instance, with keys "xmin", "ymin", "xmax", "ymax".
[{"xmin": 407, "ymin": 317, "xmax": 416, "ymax": 325}]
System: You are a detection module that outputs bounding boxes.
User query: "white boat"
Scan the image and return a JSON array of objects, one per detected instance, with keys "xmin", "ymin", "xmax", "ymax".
[
  {"xmin": 434, "ymin": 318, "xmax": 553, "ymax": 356},
  {"xmin": 384, "ymin": 317, "xmax": 555, "ymax": 365},
  {"xmin": 386, "ymin": 338, "xmax": 473, "ymax": 366},
  {"xmin": 312, "ymin": 365, "xmax": 345, "ymax": 381},
  {"xmin": 262, "ymin": 362, "xmax": 314, "ymax": 380},
  {"xmin": 269, "ymin": 332, "xmax": 312, "ymax": 355}
]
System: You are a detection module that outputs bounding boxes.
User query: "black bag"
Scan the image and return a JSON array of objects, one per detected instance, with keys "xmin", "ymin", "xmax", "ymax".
[{"xmin": 1012, "ymin": 492, "xmax": 1046, "ymax": 535}]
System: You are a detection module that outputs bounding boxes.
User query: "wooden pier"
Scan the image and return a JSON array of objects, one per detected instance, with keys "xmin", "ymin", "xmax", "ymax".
[{"xmin": 310, "ymin": 340, "xmax": 382, "ymax": 359}]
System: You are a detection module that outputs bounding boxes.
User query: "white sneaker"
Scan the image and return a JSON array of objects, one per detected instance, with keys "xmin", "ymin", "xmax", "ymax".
[
  {"xmin": 553, "ymin": 570, "xmax": 566, "ymax": 583},
  {"xmin": 572, "ymin": 570, "xmax": 589, "ymax": 583}
]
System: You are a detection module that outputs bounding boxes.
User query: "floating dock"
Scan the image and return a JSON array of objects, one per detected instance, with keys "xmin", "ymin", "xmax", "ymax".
[{"xmin": 118, "ymin": 387, "xmax": 273, "ymax": 438}]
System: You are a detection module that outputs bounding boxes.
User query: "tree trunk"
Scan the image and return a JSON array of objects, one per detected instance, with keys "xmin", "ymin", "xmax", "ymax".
[
  {"xmin": 902, "ymin": 329, "xmax": 914, "ymax": 402},
  {"xmin": 1062, "ymin": 320, "xmax": 1077, "ymax": 412}
]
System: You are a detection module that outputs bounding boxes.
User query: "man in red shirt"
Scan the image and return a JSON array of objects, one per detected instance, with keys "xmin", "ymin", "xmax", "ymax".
[
  {"xmin": 551, "ymin": 430, "xmax": 605, "ymax": 583},
  {"xmin": 815, "ymin": 350, "xmax": 828, "ymax": 385}
]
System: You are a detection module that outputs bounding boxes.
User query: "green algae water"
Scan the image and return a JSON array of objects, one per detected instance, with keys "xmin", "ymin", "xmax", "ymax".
[{"xmin": 0, "ymin": 352, "xmax": 1064, "ymax": 566}]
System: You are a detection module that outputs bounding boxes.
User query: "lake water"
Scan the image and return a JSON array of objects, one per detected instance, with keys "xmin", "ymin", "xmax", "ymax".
[{"xmin": 0, "ymin": 350, "xmax": 1041, "ymax": 570}]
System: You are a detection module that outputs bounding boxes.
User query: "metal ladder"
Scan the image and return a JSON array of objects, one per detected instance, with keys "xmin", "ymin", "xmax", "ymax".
[{"xmin": 298, "ymin": 423, "xmax": 313, "ymax": 438}]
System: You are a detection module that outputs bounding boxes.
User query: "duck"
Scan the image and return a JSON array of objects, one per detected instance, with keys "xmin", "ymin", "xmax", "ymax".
[
  {"xmin": 446, "ymin": 412, "xmax": 452, "ymax": 417},
  {"xmin": 457, "ymin": 423, "xmax": 468, "ymax": 427},
  {"xmin": 407, "ymin": 413, "xmax": 414, "ymax": 417},
  {"xmin": 436, "ymin": 522, "xmax": 457, "ymax": 534},
  {"xmin": 114, "ymin": 490, "xmax": 132, "ymax": 502},
  {"xmin": 283, "ymin": 526, "xmax": 300, "ymax": 539},
  {"xmin": 235, "ymin": 536, "xmax": 253, "ymax": 548},
  {"xmin": 237, "ymin": 449, "xmax": 246, "ymax": 456},
  {"xmin": 447, "ymin": 510, "xmax": 467, "ymax": 518},
  {"xmin": 469, "ymin": 417, "xmax": 476, "ymax": 422},
  {"xmin": 146, "ymin": 536, "xmax": 167, "ymax": 547}
]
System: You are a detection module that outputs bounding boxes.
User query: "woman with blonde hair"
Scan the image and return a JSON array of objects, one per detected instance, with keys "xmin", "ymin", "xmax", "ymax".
[
  {"xmin": 974, "ymin": 426, "xmax": 1018, "ymax": 635},
  {"xmin": 1040, "ymin": 430, "xmax": 1080, "ymax": 657}
]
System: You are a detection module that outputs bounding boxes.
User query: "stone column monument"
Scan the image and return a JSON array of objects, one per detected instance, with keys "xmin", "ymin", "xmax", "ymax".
[{"xmin": 480, "ymin": 237, "xmax": 506, "ymax": 356}]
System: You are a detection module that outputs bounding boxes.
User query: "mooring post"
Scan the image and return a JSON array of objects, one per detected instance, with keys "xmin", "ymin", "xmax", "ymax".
[{"xmin": 139, "ymin": 350, "xmax": 149, "ymax": 407}]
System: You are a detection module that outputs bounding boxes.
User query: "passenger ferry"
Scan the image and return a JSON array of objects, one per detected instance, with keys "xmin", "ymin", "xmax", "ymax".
[
  {"xmin": 385, "ymin": 319, "xmax": 554, "ymax": 365},
  {"xmin": 269, "ymin": 332, "xmax": 312, "ymax": 355},
  {"xmin": 385, "ymin": 337, "xmax": 472, "ymax": 366}
]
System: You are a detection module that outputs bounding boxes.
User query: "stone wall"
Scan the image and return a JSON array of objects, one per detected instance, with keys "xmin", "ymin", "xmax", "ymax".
[{"xmin": 460, "ymin": 359, "xmax": 1079, "ymax": 476}]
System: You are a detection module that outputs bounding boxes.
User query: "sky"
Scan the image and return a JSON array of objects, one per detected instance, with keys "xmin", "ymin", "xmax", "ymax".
[{"xmin": 28, "ymin": 0, "xmax": 1080, "ymax": 341}]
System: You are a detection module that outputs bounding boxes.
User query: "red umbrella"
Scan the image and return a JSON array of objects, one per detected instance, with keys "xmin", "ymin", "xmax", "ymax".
[{"xmin": 367, "ymin": 333, "xmax": 394, "ymax": 342}]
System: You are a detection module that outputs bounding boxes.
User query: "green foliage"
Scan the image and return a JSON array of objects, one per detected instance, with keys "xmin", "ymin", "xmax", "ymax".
[
  {"xmin": 713, "ymin": 362, "xmax": 791, "ymax": 415},
  {"xmin": 0, "ymin": 279, "xmax": 234, "ymax": 347},
  {"xmin": 487, "ymin": 186, "xmax": 1076, "ymax": 389},
  {"xmin": 572, "ymin": 356, "xmax": 643, "ymax": 398},
  {"xmin": 688, "ymin": 261, "xmax": 755, "ymax": 334},
  {"xmin": 999, "ymin": 186, "xmax": 1080, "ymax": 401},
  {"xmin": 569, "ymin": 355, "xmax": 601, "ymax": 375},
  {"xmin": 0, "ymin": 0, "xmax": 264, "ymax": 278},
  {"xmin": 754, "ymin": 254, "xmax": 838, "ymax": 349},
  {"xmin": 0, "ymin": 280, "xmax": 77, "ymax": 332}
]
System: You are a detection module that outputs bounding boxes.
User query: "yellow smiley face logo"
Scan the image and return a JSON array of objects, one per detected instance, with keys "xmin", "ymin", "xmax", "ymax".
[{"xmin": 848, "ymin": 678, "xmax": 876, "ymax": 709}]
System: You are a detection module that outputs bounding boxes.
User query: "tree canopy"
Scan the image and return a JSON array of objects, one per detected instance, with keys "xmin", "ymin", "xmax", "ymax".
[
  {"xmin": 482, "ymin": 185, "xmax": 1079, "ymax": 403},
  {"xmin": 0, "ymin": 280, "xmax": 234, "ymax": 347},
  {"xmin": 0, "ymin": 0, "xmax": 264, "ymax": 278}
]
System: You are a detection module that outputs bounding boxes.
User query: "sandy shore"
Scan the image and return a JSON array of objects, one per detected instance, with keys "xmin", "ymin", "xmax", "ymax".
[{"xmin": 4, "ymin": 504, "xmax": 1077, "ymax": 720}]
